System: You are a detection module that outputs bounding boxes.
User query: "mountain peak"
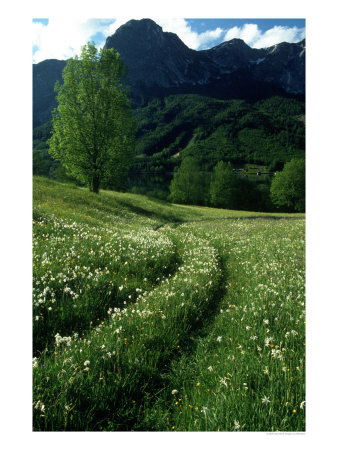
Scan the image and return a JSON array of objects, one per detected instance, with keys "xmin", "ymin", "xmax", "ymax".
[
  {"xmin": 104, "ymin": 18, "xmax": 167, "ymax": 52},
  {"xmin": 226, "ymin": 38, "xmax": 248, "ymax": 46},
  {"xmin": 210, "ymin": 38, "xmax": 254, "ymax": 55},
  {"xmin": 114, "ymin": 18, "xmax": 163, "ymax": 37}
]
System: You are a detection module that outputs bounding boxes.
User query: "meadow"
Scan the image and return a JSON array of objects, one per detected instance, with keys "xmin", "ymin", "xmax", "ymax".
[{"xmin": 32, "ymin": 176, "xmax": 305, "ymax": 431}]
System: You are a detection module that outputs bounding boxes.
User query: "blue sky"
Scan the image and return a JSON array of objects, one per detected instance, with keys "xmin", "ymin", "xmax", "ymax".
[{"xmin": 32, "ymin": 18, "xmax": 305, "ymax": 63}]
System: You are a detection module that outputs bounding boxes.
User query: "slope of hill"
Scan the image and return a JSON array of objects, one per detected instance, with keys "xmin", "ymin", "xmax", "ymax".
[
  {"xmin": 133, "ymin": 94, "xmax": 305, "ymax": 163},
  {"xmin": 33, "ymin": 177, "xmax": 305, "ymax": 431}
]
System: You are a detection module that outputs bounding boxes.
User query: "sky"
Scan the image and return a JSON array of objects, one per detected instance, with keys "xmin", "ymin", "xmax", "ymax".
[{"xmin": 32, "ymin": 18, "xmax": 305, "ymax": 63}]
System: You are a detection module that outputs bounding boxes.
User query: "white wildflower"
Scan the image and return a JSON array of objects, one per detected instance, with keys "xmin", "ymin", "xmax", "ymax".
[
  {"xmin": 219, "ymin": 377, "xmax": 228, "ymax": 387},
  {"xmin": 34, "ymin": 400, "xmax": 45, "ymax": 412},
  {"xmin": 262, "ymin": 395, "xmax": 270, "ymax": 404},
  {"xmin": 264, "ymin": 337, "xmax": 273, "ymax": 347},
  {"xmin": 171, "ymin": 389, "xmax": 178, "ymax": 395},
  {"xmin": 216, "ymin": 336, "xmax": 222, "ymax": 342},
  {"xmin": 54, "ymin": 333, "xmax": 72, "ymax": 347}
]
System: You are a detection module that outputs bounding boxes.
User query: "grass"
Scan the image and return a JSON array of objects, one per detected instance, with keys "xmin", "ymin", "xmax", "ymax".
[{"xmin": 32, "ymin": 177, "xmax": 305, "ymax": 431}]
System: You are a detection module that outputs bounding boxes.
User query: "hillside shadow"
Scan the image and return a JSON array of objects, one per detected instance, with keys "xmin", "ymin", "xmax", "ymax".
[{"xmin": 115, "ymin": 199, "xmax": 186, "ymax": 226}]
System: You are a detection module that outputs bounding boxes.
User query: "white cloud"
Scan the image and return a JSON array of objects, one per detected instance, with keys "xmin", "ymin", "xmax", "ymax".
[
  {"xmin": 32, "ymin": 18, "xmax": 227, "ymax": 63},
  {"xmin": 224, "ymin": 24, "xmax": 305, "ymax": 49},
  {"xmin": 32, "ymin": 19, "xmax": 115, "ymax": 63},
  {"xmin": 252, "ymin": 26, "xmax": 305, "ymax": 48},
  {"xmin": 197, "ymin": 27, "xmax": 225, "ymax": 48},
  {"xmin": 156, "ymin": 18, "xmax": 199, "ymax": 48},
  {"xmin": 106, "ymin": 18, "xmax": 133, "ymax": 35},
  {"xmin": 155, "ymin": 18, "xmax": 225, "ymax": 50},
  {"xmin": 225, "ymin": 24, "xmax": 261, "ymax": 46}
]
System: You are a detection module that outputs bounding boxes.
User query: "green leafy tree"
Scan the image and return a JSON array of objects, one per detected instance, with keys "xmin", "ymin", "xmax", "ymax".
[
  {"xmin": 169, "ymin": 157, "xmax": 205, "ymax": 205},
  {"xmin": 209, "ymin": 161, "xmax": 239, "ymax": 209},
  {"xmin": 49, "ymin": 43, "xmax": 135, "ymax": 193},
  {"xmin": 270, "ymin": 158, "xmax": 305, "ymax": 212}
]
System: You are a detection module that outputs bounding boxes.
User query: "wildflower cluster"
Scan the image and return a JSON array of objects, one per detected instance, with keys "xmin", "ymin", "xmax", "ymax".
[
  {"xmin": 33, "ymin": 211, "xmax": 177, "ymax": 352},
  {"xmin": 33, "ymin": 224, "xmax": 223, "ymax": 430},
  {"xmin": 163, "ymin": 218, "xmax": 305, "ymax": 431}
]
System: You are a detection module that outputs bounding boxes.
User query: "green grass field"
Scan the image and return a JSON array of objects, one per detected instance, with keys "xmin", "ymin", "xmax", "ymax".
[{"xmin": 33, "ymin": 177, "xmax": 305, "ymax": 431}]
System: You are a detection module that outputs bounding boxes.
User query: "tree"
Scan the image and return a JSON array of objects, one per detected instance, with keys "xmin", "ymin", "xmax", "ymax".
[
  {"xmin": 169, "ymin": 157, "xmax": 206, "ymax": 205},
  {"xmin": 209, "ymin": 161, "xmax": 239, "ymax": 209},
  {"xmin": 270, "ymin": 158, "xmax": 305, "ymax": 212},
  {"xmin": 49, "ymin": 43, "xmax": 135, "ymax": 193}
]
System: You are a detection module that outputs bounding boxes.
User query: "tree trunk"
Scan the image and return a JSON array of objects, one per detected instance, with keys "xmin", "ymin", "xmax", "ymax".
[{"xmin": 90, "ymin": 174, "xmax": 100, "ymax": 194}]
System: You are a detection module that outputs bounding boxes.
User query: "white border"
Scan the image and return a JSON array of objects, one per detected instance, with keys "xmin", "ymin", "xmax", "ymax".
[{"xmin": 2, "ymin": 1, "xmax": 338, "ymax": 448}]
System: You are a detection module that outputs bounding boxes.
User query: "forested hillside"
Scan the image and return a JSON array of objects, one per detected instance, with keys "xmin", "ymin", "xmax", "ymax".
[{"xmin": 33, "ymin": 93, "xmax": 305, "ymax": 202}]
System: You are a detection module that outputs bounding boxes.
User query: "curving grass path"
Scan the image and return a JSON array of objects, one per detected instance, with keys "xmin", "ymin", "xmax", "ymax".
[{"xmin": 32, "ymin": 177, "xmax": 305, "ymax": 431}]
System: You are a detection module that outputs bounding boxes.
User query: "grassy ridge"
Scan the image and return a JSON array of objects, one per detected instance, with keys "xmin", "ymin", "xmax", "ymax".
[{"xmin": 32, "ymin": 177, "xmax": 305, "ymax": 431}]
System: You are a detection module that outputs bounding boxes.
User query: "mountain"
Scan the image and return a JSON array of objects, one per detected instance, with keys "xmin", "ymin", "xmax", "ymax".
[
  {"xmin": 33, "ymin": 59, "xmax": 66, "ymax": 127},
  {"xmin": 33, "ymin": 18, "xmax": 305, "ymax": 127},
  {"xmin": 104, "ymin": 19, "xmax": 305, "ymax": 97}
]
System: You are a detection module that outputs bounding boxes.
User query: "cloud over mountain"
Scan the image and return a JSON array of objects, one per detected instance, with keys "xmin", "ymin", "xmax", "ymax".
[
  {"xmin": 32, "ymin": 18, "xmax": 305, "ymax": 63},
  {"xmin": 224, "ymin": 24, "xmax": 305, "ymax": 48}
]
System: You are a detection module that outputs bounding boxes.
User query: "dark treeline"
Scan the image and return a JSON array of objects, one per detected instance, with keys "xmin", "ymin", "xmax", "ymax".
[{"xmin": 168, "ymin": 157, "xmax": 305, "ymax": 213}]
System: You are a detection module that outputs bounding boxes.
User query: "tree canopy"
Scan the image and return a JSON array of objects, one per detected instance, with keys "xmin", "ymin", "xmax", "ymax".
[
  {"xmin": 169, "ymin": 157, "xmax": 206, "ymax": 205},
  {"xmin": 270, "ymin": 158, "xmax": 305, "ymax": 212},
  {"xmin": 209, "ymin": 161, "xmax": 240, "ymax": 209},
  {"xmin": 49, "ymin": 43, "xmax": 135, "ymax": 193}
]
